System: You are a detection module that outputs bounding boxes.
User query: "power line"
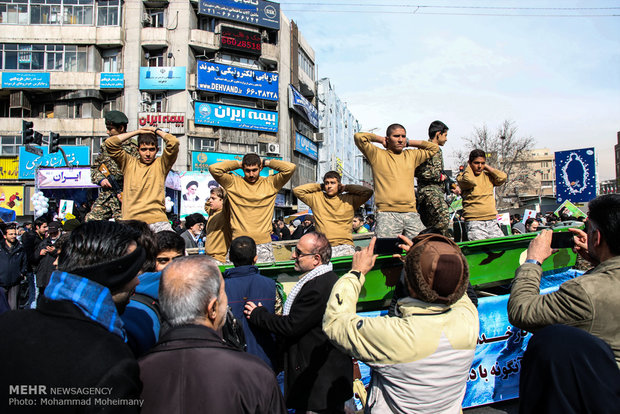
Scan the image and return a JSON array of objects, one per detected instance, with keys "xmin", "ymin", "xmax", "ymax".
[
  {"xmin": 281, "ymin": 2, "xmax": 620, "ymax": 11},
  {"xmin": 281, "ymin": 9, "xmax": 620, "ymax": 17}
]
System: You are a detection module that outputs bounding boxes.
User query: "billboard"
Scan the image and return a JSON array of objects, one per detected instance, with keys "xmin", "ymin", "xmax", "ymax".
[
  {"xmin": 139, "ymin": 67, "xmax": 186, "ymax": 90},
  {"xmin": 221, "ymin": 25, "xmax": 261, "ymax": 55},
  {"xmin": 138, "ymin": 112, "xmax": 185, "ymax": 134},
  {"xmin": 555, "ymin": 147, "xmax": 597, "ymax": 203},
  {"xmin": 194, "ymin": 102, "xmax": 278, "ymax": 132},
  {"xmin": 288, "ymin": 85, "xmax": 319, "ymax": 128},
  {"xmin": 191, "ymin": 151, "xmax": 282, "ymax": 177},
  {"xmin": 0, "ymin": 157, "xmax": 19, "ymax": 180},
  {"xmin": 18, "ymin": 146, "xmax": 90, "ymax": 180},
  {"xmin": 197, "ymin": 61, "xmax": 278, "ymax": 101},
  {"xmin": 100, "ymin": 73, "xmax": 124, "ymax": 88},
  {"xmin": 2, "ymin": 72, "xmax": 50, "ymax": 88},
  {"xmin": 36, "ymin": 167, "xmax": 98, "ymax": 189},
  {"xmin": 0, "ymin": 185, "xmax": 24, "ymax": 216},
  {"xmin": 179, "ymin": 171, "xmax": 217, "ymax": 219},
  {"xmin": 294, "ymin": 132, "xmax": 318, "ymax": 161},
  {"xmin": 198, "ymin": 0, "xmax": 280, "ymax": 29}
]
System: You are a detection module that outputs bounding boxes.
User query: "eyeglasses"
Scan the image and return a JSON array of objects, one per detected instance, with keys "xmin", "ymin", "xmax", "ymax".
[
  {"xmin": 156, "ymin": 255, "xmax": 183, "ymax": 264},
  {"xmin": 293, "ymin": 248, "xmax": 316, "ymax": 258}
]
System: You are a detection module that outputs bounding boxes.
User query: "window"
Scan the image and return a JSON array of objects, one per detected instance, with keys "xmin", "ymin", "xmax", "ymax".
[
  {"xmin": 190, "ymin": 137, "xmax": 216, "ymax": 152},
  {"xmin": 0, "ymin": 135, "xmax": 22, "ymax": 155},
  {"xmin": 296, "ymin": 153, "xmax": 316, "ymax": 182},
  {"xmin": 0, "ymin": 1, "xmax": 29, "ymax": 24},
  {"xmin": 142, "ymin": 92, "xmax": 165, "ymax": 112},
  {"xmin": 101, "ymin": 48, "xmax": 120, "ymax": 72},
  {"xmin": 67, "ymin": 101, "xmax": 82, "ymax": 118},
  {"xmin": 145, "ymin": 8, "xmax": 164, "ymax": 27},
  {"xmin": 0, "ymin": 43, "xmax": 88, "ymax": 71},
  {"xmin": 145, "ymin": 49, "xmax": 165, "ymax": 67},
  {"xmin": 219, "ymin": 53, "xmax": 260, "ymax": 70},
  {"xmin": 219, "ymin": 142, "xmax": 257, "ymax": 154},
  {"xmin": 30, "ymin": 0, "xmax": 62, "ymax": 25},
  {"xmin": 97, "ymin": 0, "xmax": 119, "ymax": 26},
  {"xmin": 298, "ymin": 48, "xmax": 314, "ymax": 80},
  {"xmin": 58, "ymin": 136, "xmax": 81, "ymax": 145},
  {"xmin": 63, "ymin": 0, "xmax": 94, "ymax": 25},
  {"xmin": 197, "ymin": 16, "xmax": 215, "ymax": 32}
]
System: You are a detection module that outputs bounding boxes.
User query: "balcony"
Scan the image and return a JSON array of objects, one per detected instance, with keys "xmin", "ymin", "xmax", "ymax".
[
  {"xmin": 141, "ymin": 27, "xmax": 169, "ymax": 48},
  {"xmin": 0, "ymin": 25, "xmax": 123, "ymax": 46},
  {"xmin": 187, "ymin": 120, "xmax": 219, "ymax": 138},
  {"xmin": 0, "ymin": 117, "xmax": 105, "ymax": 136},
  {"xmin": 260, "ymin": 43, "xmax": 279, "ymax": 65},
  {"xmin": 189, "ymin": 29, "xmax": 217, "ymax": 52}
]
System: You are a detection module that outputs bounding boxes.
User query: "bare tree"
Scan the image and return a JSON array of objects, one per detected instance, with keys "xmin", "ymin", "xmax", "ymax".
[{"xmin": 454, "ymin": 120, "xmax": 536, "ymax": 208}]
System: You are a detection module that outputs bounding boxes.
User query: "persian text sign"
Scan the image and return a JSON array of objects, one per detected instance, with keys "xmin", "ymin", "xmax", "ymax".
[
  {"xmin": 0, "ymin": 157, "xmax": 19, "ymax": 180},
  {"xmin": 100, "ymin": 73, "xmax": 124, "ymax": 88},
  {"xmin": 294, "ymin": 132, "xmax": 318, "ymax": 161},
  {"xmin": 2, "ymin": 72, "xmax": 50, "ymax": 88},
  {"xmin": 139, "ymin": 67, "xmax": 186, "ymax": 90},
  {"xmin": 288, "ymin": 85, "xmax": 319, "ymax": 128},
  {"xmin": 37, "ymin": 167, "xmax": 98, "ymax": 189},
  {"xmin": 198, "ymin": 0, "xmax": 280, "ymax": 29},
  {"xmin": 191, "ymin": 151, "xmax": 281, "ymax": 177},
  {"xmin": 194, "ymin": 102, "xmax": 277, "ymax": 132},
  {"xmin": 138, "ymin": 112, "xmax": 185, "ymax": 134},
  {"xmin": 555, "ymin": 147, "xmax": 596, "ymax": 203},
  {"xmin": 18, "ymin": 146, "xmax": 90, "ymax": 180},
  {"xmin": 197, "ymin": 61, "xmax": 279, "ymax": 101}
]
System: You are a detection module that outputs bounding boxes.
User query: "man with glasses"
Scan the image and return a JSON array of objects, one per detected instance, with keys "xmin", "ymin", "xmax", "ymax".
[
  {"xmin": 244, "ymin": 232, "xmax": 353, "ymax": 413},
  {"xmin": 87, "ymin": 111, "xmax": 139, "ymax": 222},
  {"xmin": 180, "ymin": 213, "xmax": 206, "ymax": 250}
]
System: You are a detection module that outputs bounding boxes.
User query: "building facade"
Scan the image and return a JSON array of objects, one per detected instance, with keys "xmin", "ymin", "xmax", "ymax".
[
  {"xmin": 514, "ymin": 148, "xmax": 556, "ymax": 198},
  {"xmin": 0, "ymin": 0, "xmax": 319, "ymax": 218}
]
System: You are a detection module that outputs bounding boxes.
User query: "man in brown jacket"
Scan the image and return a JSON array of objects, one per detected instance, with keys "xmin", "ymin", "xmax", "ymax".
[{"xmin": 508, "ymin": 194, "xmax": 620, "ymax": 367}]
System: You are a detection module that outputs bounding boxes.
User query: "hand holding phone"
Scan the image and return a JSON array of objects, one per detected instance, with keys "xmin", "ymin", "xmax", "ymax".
[
  {"xmin": 373, "ymin": 238, "xmax": 402, "ymax": 255},
  {"xmin": 551, "ymin": 232, "xmax": 575, "ymax": 249}
]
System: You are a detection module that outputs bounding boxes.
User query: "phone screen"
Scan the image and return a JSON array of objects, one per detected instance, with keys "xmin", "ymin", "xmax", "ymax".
[
  {"xmin": 373, "ymin": 238, "xmax": 402, "ymax": 255},
  {"xmin": 551, "ymin": 232, "xmax": 575, "ymax": 249}
]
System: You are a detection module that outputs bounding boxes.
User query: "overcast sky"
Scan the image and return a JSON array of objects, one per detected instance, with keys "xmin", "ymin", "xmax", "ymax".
[{"xmin": 280, "ymin": 0, "xmax": 620, "ymax": 180}]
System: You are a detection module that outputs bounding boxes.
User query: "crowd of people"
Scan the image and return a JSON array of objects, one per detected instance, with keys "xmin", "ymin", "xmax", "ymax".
[{"xmin": 0, "ymin": 112, "xmax": 618, "ymax": 413}]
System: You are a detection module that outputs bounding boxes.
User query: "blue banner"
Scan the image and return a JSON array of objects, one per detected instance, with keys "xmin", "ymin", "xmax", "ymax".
[
  {"xmin": 18, "ymin": 146, "xmax": 90, "ymax": 180},
  {"xmin": 288, "ymin": 85, "xmax": 319, "ymax": 128},
  {"xmin": 197, "ymin": 61, "xmax": 278, "ymax": 101},
  {"xmin": 100, "ymin": 73, "xmax": 124, "ymax": 88},
  {"xmin": 2, "ymin": 72, "xmax": 50, "ymax": 88},
  {"xmin": 191, "ymin": 151, "xmax": 281, "ymax": 176},
  {"xmin": 198, "ymin": 0, "xmax": 280, "ymax": 29},
  {"xmin": 295, "ymin": 132, "xmax": 318, "ymax": 161},
  {"xmin": 555, "ymin": 147, "xmax": 597, "ymax": 203},
  {"xmin": 194, "ymin": 102, "xmax": 278, "ymax": 132},
  {"xmin": 139, "ymin": 67, "xmax": 186, "ymax": 90}
]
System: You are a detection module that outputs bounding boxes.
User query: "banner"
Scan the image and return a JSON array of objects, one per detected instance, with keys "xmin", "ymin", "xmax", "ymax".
[
  {"xmin": 179, "ymin": 171, "xmax": 218, "ymax": 219},
  {"xmin": 36, "ymin": 167, "xmax": 98, "ymax": 189},
  {"xmin": 191, "ymin": 151, "xmax": 282, "ymax": 177},
  {"xmin": 0, "ymin": 185, "xmax": 24, "ymax": 216},
  {"xmin": 522, "ymin": 209, "xmax": 536, "ymax": 223},
  {"xmin": 0, "ymin": 157, "xmax": 19, "ymax": 180},
  {"xmin": 198, "ymin": 0, "xmax": 280, "ymax": 29},
  {"xmin": 197, "ymin": 61, "xmax": 279, "ymax": 101},
  {"xmin": 294, "ymin": 132, "xmax": 318, "ymax": 160},
  {"xmin": 194, "ymin": 102, "xmax": 277, "ymax": 132},
  {"xmin": 555, "ymin": 147, "xmax": 596, "ymax": 203},
  {"xmin": 100, "ymin": 73, "xmax": 124, "ymax": 88},
  {"xmin": 554, "ymin": 200, "xmax": 586, "ymax": 219},
  {"xmin": 19, "ymin": 146, "xmax": 90, "ymax": 180},
  {"xmin": 288, "ymin": 85, "xmax": 319, "ymax": 128},
  {"xmin": 58, "ymin": 199, "xmax": 74, "ymax": 220},
  {"xmin": 2, "ymin": 72, "xmax": 50, "ymax": 88},
  {"xmin": 139, "ymin": 67, "xmax": 186, "ymax": 90},
  {"xmin": 138, "ymin": 112, "xmax": 185, "ymax": 134}
]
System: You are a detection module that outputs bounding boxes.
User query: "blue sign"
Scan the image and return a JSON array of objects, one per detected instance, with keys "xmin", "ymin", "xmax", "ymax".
[
  {"xmin": 100, "ymin": 73, "xmax": 124, "ymax": 88},
  {"xmin": 191, "ymin": 151, "xmax": 282, "ymax": 177},
  {"xmin": 139, "ymin": 67, "xmax": 186, "ymax": 90},
  {"xmin": 19, "ymin": 146, "xmax": 90, "ymax": 180},
  {"xmin": 288, "ymin": 85, "xmax": 319, "ymax": 129},
  {"xmin": 197, "ymin": 61, "xmax": 278, "ymax": 101},
  {"xmin": 555, "ymin": 147, "xmax": 597, "ymax": 203},
  {"xmin": 198, "ymin": 0, "xmax": 280, "ymax": 29},
  {"xmin": 295, "ymin": 132, "xmax": 318, "ymax": 161},
  {"xmin": 2, "ymin": 72, "xmax": 50, "ymax": 88},
  {"xmin": 194, "ymin": 102, "xmax": 278, "ymax": 132}
]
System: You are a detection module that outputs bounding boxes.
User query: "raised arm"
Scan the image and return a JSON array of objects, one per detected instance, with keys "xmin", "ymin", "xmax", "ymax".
[
  {"xmin": 157, "ymin": 129, "xmax": 179, "ymax": 172},
  {"xmin": 343, "ymin": 184, "xmax": 373, "ymax": 208},
  {"xmin": 208, "ymin": 160, "xmax": 241, "ymax": 189},
  {"xmin": 293, "ymin": 183, "xmax": 322, "ymax": 205},
  {"xmin": 456, "ymin": 165, "xmax": 476, "ymax": 190},
  {"xmin": 408, "ymin": 140, "xmax": 439, "ymax": 163},
  {"xmin": 265, "ymin": 159, "xmax": 296, "ymax": 190},
  {"xmin": 105, "ymin": 129, "xmax": 144, "ymax": 171},
  {"xmin": 354, "ymin": 132, "xmax": 384, "ymax": 162},
  {"xmin": 484, "ymin": 165, "xmax": 507, "ymax": 186}
]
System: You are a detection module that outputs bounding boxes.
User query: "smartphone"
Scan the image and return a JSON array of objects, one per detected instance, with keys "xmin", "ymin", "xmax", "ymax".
[
  {"xmin": 551, "ymin": 232, "xmax": 575, "ymax": 249},
  {"xmin": 374, "ymin": 238, "xmax": 402, "ymax": 255}
]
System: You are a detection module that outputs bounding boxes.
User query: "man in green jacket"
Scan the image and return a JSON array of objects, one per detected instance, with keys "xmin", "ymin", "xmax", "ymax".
[{"xmin": 508, "ymin": 193, "xmax": 620, "ymax": 368}]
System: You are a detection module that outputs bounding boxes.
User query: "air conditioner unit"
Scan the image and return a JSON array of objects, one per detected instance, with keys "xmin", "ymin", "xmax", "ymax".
[
  {"xmin": 315, "ymin": 133, "xmax": 324, "ymax": 142},
  {"xmin": 267, "ymin": 143, "xmax": 280, "ymax": 154},
  {"xmin": 141, "ymin": 92, "xmax": 151, "ymax": 102},
  {"xmin": 142, "ymin": 13, "xmax": 152, "ymax": 26}
]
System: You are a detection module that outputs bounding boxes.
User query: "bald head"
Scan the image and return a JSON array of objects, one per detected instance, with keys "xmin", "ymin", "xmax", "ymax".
[{"xmin": 160, "ymin": 256, "xmax": 226, "ymax": 328}]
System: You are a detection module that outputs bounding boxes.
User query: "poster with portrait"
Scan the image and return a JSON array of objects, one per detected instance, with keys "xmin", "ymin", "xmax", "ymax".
[
  {"xmin": 0, "ymin": 185, "xmax": 24, "ymax": 216},
  {"xmin": 555, "ymin": 147, "xmax": 597, "ymax": 203},
  {"xmin": 179, "ymin": 171, "xmax": 220, "ymax": 219}
]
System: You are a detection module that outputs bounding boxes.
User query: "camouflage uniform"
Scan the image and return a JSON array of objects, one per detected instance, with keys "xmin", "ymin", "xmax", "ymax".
[
  {"xmin": 85, "ymin": 140, "xmax": 138, "ymax": 221},
  {"xmin": 415, "ymin": 147, "xmax": 450, "ymax": 237},
  {"xmin": 466, "ymin": 220, "xmax": 504, "ymax": 241}
]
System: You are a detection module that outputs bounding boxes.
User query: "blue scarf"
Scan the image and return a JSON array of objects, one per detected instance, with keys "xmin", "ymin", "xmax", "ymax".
[{"xmin": 44, "ymin": 271, "xmax": 126, "ymax": 341}]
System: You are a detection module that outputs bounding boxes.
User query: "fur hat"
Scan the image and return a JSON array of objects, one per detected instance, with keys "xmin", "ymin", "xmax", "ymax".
[{"xmin": 404, "ymin": 234, "xmax": 469, "ymax": 306}]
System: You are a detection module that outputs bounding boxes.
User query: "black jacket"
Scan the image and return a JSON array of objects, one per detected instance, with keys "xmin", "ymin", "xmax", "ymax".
[
  {"xmin": 250, "ymin": 270, "xmax": 353, "ymax": 411},
  {"xmin": 20, "ymin": 230, "xmax": 43, "ymax": 272},
  {"xmin": 34, "ymin": 237, "xmax": 59, "ymax": 288},
  {"xmin": 291, "ymin": 224, "xmax": 315, "ymax": 240},
  {"xmin": 0, "ymin": 240, "xmax": 26, "ymax": 288},
  {"xmin": 0, "ymin": 297, "xmax": 141, "ymax": 413},
  {"xmin": 139, "ymin": 324, "xmax": 286, "ymax": 414}
]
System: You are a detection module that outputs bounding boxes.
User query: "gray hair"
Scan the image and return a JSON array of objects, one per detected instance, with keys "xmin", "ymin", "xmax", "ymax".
[{"xmin": 159, "ymin": 256, "xmax": 222, "ymax": 327}]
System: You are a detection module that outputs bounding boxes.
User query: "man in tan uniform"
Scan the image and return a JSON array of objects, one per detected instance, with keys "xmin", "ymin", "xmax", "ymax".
[
  {"xmin": 209, "ymin": 153, "xmax": 295, "ymax": 263},
  {"xmin": 106, "ymin": 126, "xmax": 179, "ymax": 233},
  {"xmin": 203, "ymin": 186, "xmax": 231, "ymax": 264},
  {"xmin": 355, "ymin": 124, "xmax": 438, "ymax": 239},
  {"xmin": 294, "ymin": 171, "xmax": 373, "ymax": 257}
]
